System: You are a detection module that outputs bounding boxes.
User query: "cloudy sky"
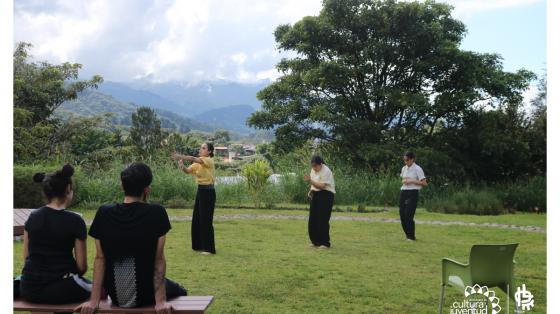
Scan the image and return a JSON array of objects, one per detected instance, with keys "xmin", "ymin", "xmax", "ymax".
[{"xmin": 14, "ymin": 0, "xmax": 546, "ymax": 86}]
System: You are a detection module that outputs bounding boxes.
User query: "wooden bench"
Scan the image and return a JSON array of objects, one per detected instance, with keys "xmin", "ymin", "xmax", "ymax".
[
  {"xmin": 14, "ymin": 208, "xmax": 33, "ymax": 236},
  {"xmin": 14, "ymin": 296, "xmax": 214, "ymax": 313}
]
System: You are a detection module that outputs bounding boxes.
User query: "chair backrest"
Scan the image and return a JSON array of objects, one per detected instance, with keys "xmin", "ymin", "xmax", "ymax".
[{"xmin": 469, "ymin": 243, "xmax": 518, "ymax": 287}]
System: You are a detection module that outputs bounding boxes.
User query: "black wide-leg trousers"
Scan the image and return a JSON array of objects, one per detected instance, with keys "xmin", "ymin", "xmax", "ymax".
[
  {"xmin": 308, "ymin": 190, "xmax": 335, "ymax": 247},
  {"xmin": 192, "ymin": 186, "xmax": 216, "ymax": 254}
]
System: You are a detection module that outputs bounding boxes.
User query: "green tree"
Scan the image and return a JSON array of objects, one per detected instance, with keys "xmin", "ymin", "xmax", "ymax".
[
  {"xmin": 248, "ymin": 0, "xmax": 534, "ymax": 169},
  {"xmin": 213, "ymin": 129, "xmax": 231, "ymax": 145},
  {"xmin": 13, "ymin": 42, "xmax": 103, "ymax": 124},
  {"xmin": 130, "ymin": 107, "xmax": 166, "ymax": 155},
  {"xmin": 432, "ymin": 107, "xmax": 533, "ymax": 182},
  {"xmin": 163, "ymin": 132, "xmax": 201, "ymax": 154},
  {"xmin": 527, "ymin": 71, "xmax": 546, "ymax": 175},
  {"xmin": 14, "ymin": 107, "xmax": 56, "ymax": 161}
]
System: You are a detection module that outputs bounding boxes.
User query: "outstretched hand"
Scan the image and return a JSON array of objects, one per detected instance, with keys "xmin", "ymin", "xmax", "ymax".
[
  {"xmin": 171, "ymin": 152, "xmax": 181, "ymax": 161},
  {"xmin": 303, "ymin": 175, "xmax": 311, "ymax": 182}
]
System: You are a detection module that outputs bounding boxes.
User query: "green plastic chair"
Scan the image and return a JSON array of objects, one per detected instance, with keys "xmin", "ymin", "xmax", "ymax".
[{"xmin": 438, "ymin": 243, "xmax": 519, "ymax": 314}]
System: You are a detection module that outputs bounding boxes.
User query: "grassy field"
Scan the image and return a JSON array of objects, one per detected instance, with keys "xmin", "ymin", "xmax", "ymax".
[{"xmin": 13, "ymin": 208, "xmax": 546, "ymax": 313}]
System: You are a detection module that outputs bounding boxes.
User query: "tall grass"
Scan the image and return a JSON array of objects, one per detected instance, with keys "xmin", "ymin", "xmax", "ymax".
[{"xmin": 14, "ymin": 161, "xmax": 546, "ymax": 214}]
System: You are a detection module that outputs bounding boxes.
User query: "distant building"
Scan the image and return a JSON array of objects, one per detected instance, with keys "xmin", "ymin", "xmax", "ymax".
[
  {"xmin": 243, "ymin": 145, "xmax": 256, "ymax": 156},
  {"xmin": 214, "ymin": 146, "xmax": 229, "ymax": 161}
]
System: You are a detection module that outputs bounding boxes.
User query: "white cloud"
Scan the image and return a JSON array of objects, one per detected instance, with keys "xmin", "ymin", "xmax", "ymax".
[
  {"xmin": 231, "ymin": 53, "xmax": 248, "ymax": 65},
  {"xmin": 14, "ymin": 0, "xmax": 542, "ymax": 83},
  {"xmin": 14, "ymin": 0, "xmax": 323, "ymax": 83},
  {"xmin": 257, "ymin": 68, "xmax": 282, "ymax": 81}
]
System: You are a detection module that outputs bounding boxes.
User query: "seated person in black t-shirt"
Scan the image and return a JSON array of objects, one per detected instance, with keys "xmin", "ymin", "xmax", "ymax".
[
  {"xmin": 20, "ymin": 164, "xmax": 92, "ymax": 304},
  {"xmin": 76, "ymin": 163, "xmax": 187, "ymax": 314}
]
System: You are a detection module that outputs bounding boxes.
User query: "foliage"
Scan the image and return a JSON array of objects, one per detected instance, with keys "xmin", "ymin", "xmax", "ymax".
[
  {"xmin": 213, "ymin": 129, "xmax": 231, "ymax": 145},
  {"xmin": 425, "ymin": 189, "xmax": 504, "ymax": 215},
  {"xmin": 248, "ymin": 0, "xmax": 536, "ymax": 181},
  {"xmin": 13, "ymin": 165, "xmax": 55, "ymax": 208},
  {"xmin": 130, "ymin": 106, "xmax": 167, "ymax": 155},
  {"xmin": 14, "ymin": 107, "xmax": 57, "ymax": 162},
  {"xmin": 13, "ymin": 42, "xmax": 103, "ymax": 124},
  {"xmin": 163, "ymin": 132, "xmax": 202, "ymax": 155},
  {"xmin": 527, "ymin": 72, "xmax": 547, "ymax": 176},
  {"xmin": 497, "ymin": 176, "xmax": 546, "ymax": 213},
  {"xmin": 241, "ymin": 160, "xmax": 274, "ymax": 208}
]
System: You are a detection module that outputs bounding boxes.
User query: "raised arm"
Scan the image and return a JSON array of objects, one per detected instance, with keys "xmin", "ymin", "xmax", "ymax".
[
  {"xmin": 76, "ymin": 240, "xmax": 106, "ymax": 314},
  {"xmin": 154, "ymin": 235, "xmax": 173, "ymax": 314},
  {"xmin": 178, "ymin": 160, "xmax": 194, "ymax": 174},
  {"xmin": 172, "ymin": 152, "xmax": 204, "ymax": 165}
]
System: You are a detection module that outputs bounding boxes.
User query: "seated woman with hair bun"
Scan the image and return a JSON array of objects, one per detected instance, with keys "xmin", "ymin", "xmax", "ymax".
[{"xmin": 19, "ymin": 164, "xmax": 92, "ymax": 304}]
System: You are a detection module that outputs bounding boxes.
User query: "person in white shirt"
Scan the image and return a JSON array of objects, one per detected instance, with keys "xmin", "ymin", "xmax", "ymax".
[
  {"xmin": 399, "ymin": 151, "xmax": 427, "ymax": 241},
  {"xmin": 304, "ymin": 155, "xmax": 336, "ymax": 248}
]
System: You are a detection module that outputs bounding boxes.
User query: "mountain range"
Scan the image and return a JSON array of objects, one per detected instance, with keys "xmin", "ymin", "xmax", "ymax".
[{"xmin": 57, "ymin": 80, "xmax": 270, "ymax": 134}]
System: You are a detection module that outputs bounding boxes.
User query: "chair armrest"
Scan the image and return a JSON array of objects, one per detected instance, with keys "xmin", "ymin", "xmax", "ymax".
[
  {"xmin": 442, "ymin": 258, "xmax": 471, "ymax": 288},
  {"xmin": 442, "ymin": 258, "xmax": 468, "ymax": 267}
]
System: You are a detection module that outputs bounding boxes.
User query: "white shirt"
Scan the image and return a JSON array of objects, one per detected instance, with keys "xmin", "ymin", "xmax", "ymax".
[
  {"xmin": 400, "ymin": 163, "xmax": 426, "ymax": 190},
  {"xmin": 310, "ymin": 165, "xmax": 336, "ymax": 194}
]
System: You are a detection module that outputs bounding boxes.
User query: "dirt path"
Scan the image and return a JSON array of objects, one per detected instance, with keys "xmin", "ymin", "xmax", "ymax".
[{"xmin": 164, "ymin": 214, "xmax": 545, "ymax": 234}]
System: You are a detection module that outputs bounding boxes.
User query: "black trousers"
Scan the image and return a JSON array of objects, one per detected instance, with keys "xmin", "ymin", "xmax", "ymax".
[
  {"xmin": 191, "ymin": 186, "xmax": 216, "ymax": 254},
  {"xmin": 308, "ymin": 190, "xmax": 335, "ymax": 247},
  {"xmin": 399, "ymin": 189, "xmax": 419, "ymax": 240},
  {"xmin": 20, "ymin": 274, "xmax": 91, "ymax": 304},
  {"xmin": 165, "ymin": 278, "xmax": 188, "ymax": 299}
]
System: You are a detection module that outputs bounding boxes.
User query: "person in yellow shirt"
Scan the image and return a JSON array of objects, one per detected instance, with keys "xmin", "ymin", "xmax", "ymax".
[
  {"xmin": 304, "ymin": 155, "xmax": 336, "ymax": 249},
  {"xmin": 172, "ymin": 143, "xmax": 216, "ymax": 255}
]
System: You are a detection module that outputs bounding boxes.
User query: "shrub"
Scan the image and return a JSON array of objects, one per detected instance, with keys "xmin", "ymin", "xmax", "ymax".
[
  {"xmin": 13, "ymin": 165, "xmax": 54, "ymax": 208},
  {"xmin": 497, "ymin": 176, "xmax": 546, "ymax": 212},
  {"xmin": 425, "ymin": 189, "xmax": 504, "ymax": 215},
  {"xmin": 279, "ymin": 172, "xmax": 308, "ymax": 204},
  {"xmin": 241, "ymin": 160, "xmax": 273, "ymax": 208}
]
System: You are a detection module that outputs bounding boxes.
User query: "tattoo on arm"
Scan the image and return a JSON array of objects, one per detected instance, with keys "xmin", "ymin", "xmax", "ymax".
[{"xmin": 153, "ymin": 270, "xmax": 165, "ymax": 292}]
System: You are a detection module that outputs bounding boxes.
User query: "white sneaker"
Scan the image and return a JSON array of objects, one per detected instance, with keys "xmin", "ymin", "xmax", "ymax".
[
  {"xmin": 318, "ymin": 245, "xmax": 329, "ymax": 249},
  {"xmin": 200, "ymin": 251, "xmax": 212, "ymax": 255}
]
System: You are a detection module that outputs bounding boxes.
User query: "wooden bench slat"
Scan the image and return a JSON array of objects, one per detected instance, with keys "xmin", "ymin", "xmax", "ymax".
[
  {"xmin": 14, "ymin": 296, "xmax": 214, "ymax": 313},
  {"xmin": 14, "ymin": 208, "xmax": 34, "ymax": 236},
  {"xmin": 14, "ymin": 210, "xmax": 27, "ymax": 223}
]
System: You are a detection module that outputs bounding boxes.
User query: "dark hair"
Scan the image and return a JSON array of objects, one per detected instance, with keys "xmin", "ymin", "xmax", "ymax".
[
  {"xmin": 205, "ymin": 142, "xmax": 214, "ymax": 158},
  {"xmin": 311, "ymin": 155, "xmax": 324, "ymax": 165},
  {"xmin": 33, "ymin": 164, "xmax": 74, "ymax": 201},
  {"xmin": 120, "ymin": 163, "xmax": 153, "ymax": 197},
  {"xmin": 404, "ymin": 151, "xmax": 415, "ymax": 160}
]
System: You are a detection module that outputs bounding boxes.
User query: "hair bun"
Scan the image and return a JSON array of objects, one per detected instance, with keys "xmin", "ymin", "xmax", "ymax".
[
  {"xmin": 60, "ymin": 164, "xmax": 75, "ymax": 178},
  {"xmin": 33, "ymin": 172, "xmax": 46, "ymax": 183}
]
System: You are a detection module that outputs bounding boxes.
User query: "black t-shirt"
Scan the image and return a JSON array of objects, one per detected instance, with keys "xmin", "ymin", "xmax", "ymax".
[
  {"xmin": 22, "ymin": 206, "xmax": 87, "ymax": 282},
  {"xmin": 89, "ymin": 202, "xmax": 171, "ymax": 307}
]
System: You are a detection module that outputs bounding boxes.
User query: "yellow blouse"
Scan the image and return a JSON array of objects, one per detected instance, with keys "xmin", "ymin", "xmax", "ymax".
[{"xmin": 189, "ymin": 157, "xmax": 215, "ymax": 185}]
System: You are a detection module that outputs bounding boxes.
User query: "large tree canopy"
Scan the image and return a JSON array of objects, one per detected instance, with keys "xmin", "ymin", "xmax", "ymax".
[{"xmin": 248, "ymin": 0, "xmax": 535, "ymax": 168}]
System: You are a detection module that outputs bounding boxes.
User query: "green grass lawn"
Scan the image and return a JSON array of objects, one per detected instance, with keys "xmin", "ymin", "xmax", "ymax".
[{"xmin": 14, "ymin": 208, "xmax": 546, "ymax": 313}]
